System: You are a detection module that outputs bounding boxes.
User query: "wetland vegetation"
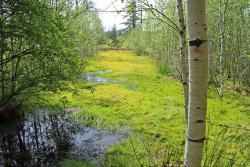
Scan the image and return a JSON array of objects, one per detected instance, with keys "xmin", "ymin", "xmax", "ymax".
[
  {"xmin": 21, "ymin": 50, "xmax": 249, "ymax": 166},
  {"xmin": 0, "ymin": 0, "xmax": 249, "ymax": 166}
]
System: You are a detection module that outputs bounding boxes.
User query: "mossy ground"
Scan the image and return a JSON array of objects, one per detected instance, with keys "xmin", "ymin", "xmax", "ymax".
[{"xmin": 33, "ymin": 50, "xmax": 249, "ymax": 166}]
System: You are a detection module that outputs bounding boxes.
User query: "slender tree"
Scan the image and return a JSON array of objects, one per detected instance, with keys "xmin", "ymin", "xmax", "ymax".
[
  {"xmin": 176, "ymin": 0, "xmax": 189, "ymax": 123},
  {"xmin": 218, "ymin": 0, "xmax": 228, "ymax": 97},
  {"xmin": 184, "ymin": 0, "xmax": 209, "ymax": 166}
]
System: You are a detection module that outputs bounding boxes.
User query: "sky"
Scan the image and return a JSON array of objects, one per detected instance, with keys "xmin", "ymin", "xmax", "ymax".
[{"xmin": 92, "ymin": 0, "xmax": 126, "ymax": 31}]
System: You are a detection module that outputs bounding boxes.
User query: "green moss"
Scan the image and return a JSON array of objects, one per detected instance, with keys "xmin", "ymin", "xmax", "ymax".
[{"xmin": 33, "ymin": 50, "xmax": 249, "ymax": 166}]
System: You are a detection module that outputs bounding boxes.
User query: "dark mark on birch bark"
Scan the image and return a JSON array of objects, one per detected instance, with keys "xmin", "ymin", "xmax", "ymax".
[
  {"xmin": 196, "ymin": 120, "xmax": 205, "ymax": 123},
  {"xmin": 187, "ymin": 137, "xmax": 205, "ymax": 143},
  {"xmin": 189, "ymin": 38, "xmax": 206, "ymax": 47}
]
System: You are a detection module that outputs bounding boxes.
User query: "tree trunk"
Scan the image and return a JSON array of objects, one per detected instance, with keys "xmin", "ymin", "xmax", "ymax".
[
  {"xmin": 176, "ymin": 0, "xmax": 189, "ymax": 123},
  {"xmin": 132, "ymin": 0, "xmax": 137, "ymax": 29},
  {"xmin": 184, "ymin": 0, "xmax": 208, "ymax": 166},
  {"xmin": 219, "ymin": 0, "xmax": 228, "ymax": 97}
]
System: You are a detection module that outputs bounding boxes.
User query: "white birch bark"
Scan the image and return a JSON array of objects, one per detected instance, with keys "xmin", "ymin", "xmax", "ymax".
[
  {"xmin": 184, "ymin": 0, "xmax": 208, "ymax": 166},
  {"xmin": 219, "ymin": 0, "xmax": 228, "ymax": 97},
  {"xmin": 176, "ymin": 0, "xmax": 189, "ymax": 123}
]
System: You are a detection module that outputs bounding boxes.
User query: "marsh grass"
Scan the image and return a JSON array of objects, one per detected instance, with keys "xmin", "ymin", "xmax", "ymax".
[
  {"xmin": 155, "ymin": 61, "xmax": 174, "ymax": 76},
  {"xmin": 28, "ymin": 50, "xmax": 249, "ymax": 166}
]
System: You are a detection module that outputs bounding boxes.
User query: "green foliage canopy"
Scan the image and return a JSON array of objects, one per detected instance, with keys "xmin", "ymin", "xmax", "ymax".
[{"xmin": 0, "ymin": 0, "xmax": 103, "ymax": 112}]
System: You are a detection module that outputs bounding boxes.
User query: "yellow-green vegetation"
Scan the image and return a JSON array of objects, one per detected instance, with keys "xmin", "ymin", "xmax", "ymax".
[{"xmin": 37, "ymin": 50, "xmax": 249, "ymax": 166}]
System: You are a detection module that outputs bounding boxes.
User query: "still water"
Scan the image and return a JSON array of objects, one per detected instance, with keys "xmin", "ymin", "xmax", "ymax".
[{"xmin": 0, "ymin": 109, "xmax": 125, "ymax": 167}]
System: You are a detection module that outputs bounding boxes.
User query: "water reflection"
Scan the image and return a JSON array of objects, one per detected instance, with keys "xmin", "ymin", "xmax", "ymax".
[
  {"xmin": 82, "ymin": 73, "xmax": 112, "ymax": 84},
  {"xmin": 82, "ymin": 69, "xmax": 126, "ymax": 84},
  {"xmin": 0, "ymin": 110, "xmax": 124, "ymax": 167}
]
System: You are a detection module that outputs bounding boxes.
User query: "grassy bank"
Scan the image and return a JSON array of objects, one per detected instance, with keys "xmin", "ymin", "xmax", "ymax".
[{"xmin": 37, "ymin": 50, "xmax": 249, "ymax": 166}]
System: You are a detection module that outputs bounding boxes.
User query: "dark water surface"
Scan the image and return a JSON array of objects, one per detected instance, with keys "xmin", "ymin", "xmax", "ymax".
[{"xmin": 0, "ymin": 109, "xmax": 126, "ymax": 167}]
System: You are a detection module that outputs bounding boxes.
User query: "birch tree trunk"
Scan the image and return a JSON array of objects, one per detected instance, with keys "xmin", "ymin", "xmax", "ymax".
[
  {"xmin": 184, "ymin": 0, "xmax": 208, "ymax": 166},
  {"xmin": 176, "ymin": 0, "xmax": 189, "ymax": 123},
  {"xmin": 219, "ymin": 0, "xmax": 228, "ymax": 97}
]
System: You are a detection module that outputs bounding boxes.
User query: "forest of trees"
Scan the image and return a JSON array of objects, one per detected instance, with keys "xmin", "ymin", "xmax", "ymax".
[
  {"xmin": 0, "ymin": 0, "xmax": 249, "ymax": 167},
  {"xmin": 122, "ymin": 0, "xmax": 250, "ymax": 95},
  {"xmin": 102, "ymin": 1, "xmax": 249, "ymax": 165}
]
